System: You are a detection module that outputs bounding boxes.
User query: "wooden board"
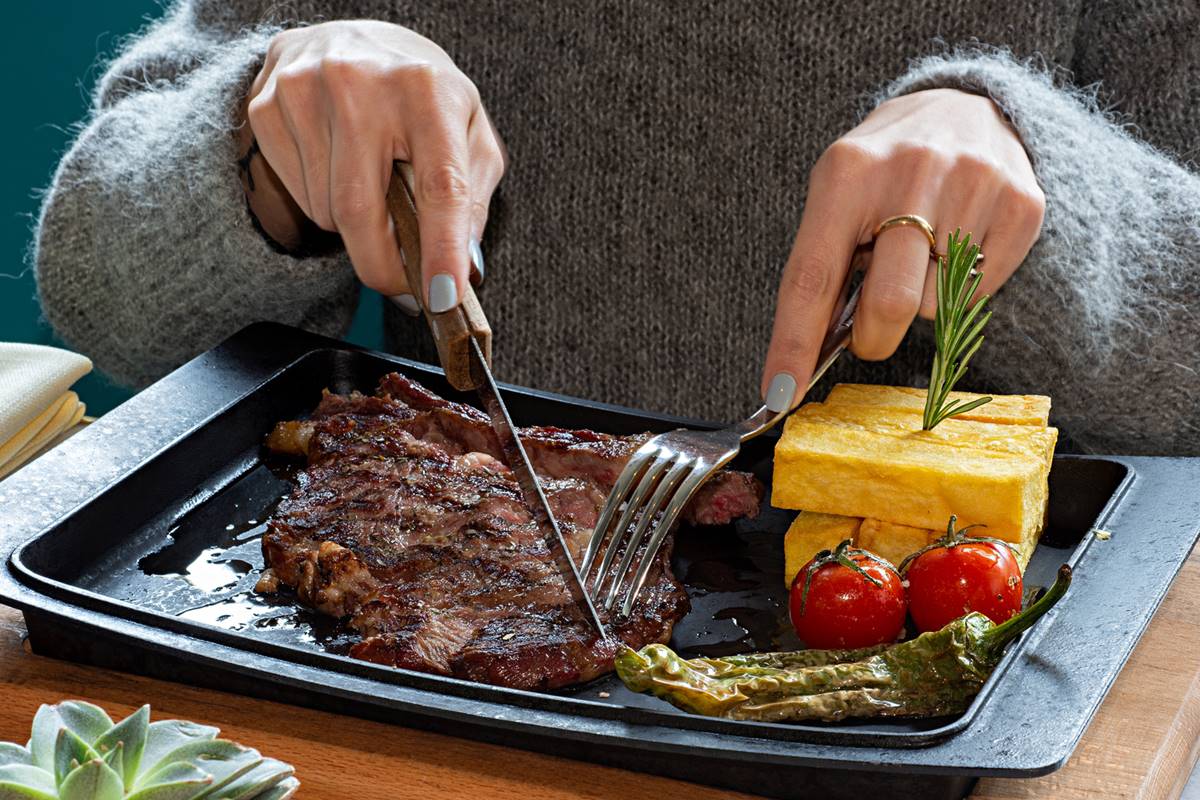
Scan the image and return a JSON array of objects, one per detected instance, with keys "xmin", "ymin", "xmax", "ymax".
[
  {"xmin": 0, "ymin": 609, "xmax": 757, "ymax": 800},
  {"xmin": 0, "ymin": 553, "xmax": 1196, "ymax": 799}
]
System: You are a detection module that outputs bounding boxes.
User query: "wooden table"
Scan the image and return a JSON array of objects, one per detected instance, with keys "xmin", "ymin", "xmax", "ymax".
[{"xmin": 1, "ymin": 554, "xmax": 1196, "ymax": 799}]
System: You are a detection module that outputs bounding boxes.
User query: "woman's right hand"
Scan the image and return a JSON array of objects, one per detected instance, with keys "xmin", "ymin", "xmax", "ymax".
[{"xmin": 236, "ymin": 20, "xmax": 505, "ymax": 313}]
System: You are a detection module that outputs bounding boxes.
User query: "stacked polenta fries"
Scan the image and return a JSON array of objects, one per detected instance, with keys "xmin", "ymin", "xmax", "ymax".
[{"xmin": 773, "ymin": 384, "xmax": 1056, "ymax": 585}]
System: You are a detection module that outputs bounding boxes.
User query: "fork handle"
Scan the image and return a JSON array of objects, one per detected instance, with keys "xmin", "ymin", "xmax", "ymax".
[
  {"xmin": 386, "ymin": 162, "xmax": 493, "ymax": 391},
  {"xmin": 737, "ymin": 277, "xmax": 862, "ymax": 442}
]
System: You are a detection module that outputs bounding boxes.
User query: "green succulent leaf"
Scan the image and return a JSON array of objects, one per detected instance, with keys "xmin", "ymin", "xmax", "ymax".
[
  {"xmin": 138, "ymin": 743, "xmax": 246, "ymax": 796},
  {"xmin": 138, "ymin": 741, "xmax": 246, "ymax": 793},
  {"xmin": 0, "ymin": 745, "xmax": 32, "ymax": 769},
  {"xmin": 94, "ymin": 705, "xmax": 149, "ymax": 791},
  {"xmin": 7, "ymin": 704, "xmax": 297, "ymax": 800},
  {"xmin": 190, "ymin": 750, "xmax": 264, "ymax": 799},
  {"xmin": 204, "ymin": 757, "xmax": 295, "ymax": 800},
  {"xmin": 136, "ymin": 722, "xmax": 220, "ymax": 789},
  {"xmin": 174, "ymin": 744, "xmax": 296, "ymax": 800},
  {"xmin": 127, "ymin": 786, "xmax": 212, "ymax": 800},
  {"xmin": 126, "ymin": 782, "xmax": 214, "ymax": 800},
  {"xmin": 53, "ymin": 729, "xmax": 99, "ymax": 788},
  {"xmin": 28, "ymin": 703, "xmax": 113, "ymax": 773},
  {"xmin": 101, "ymin": 742, "xmax": 124, "ymax": 785},
  {"xmin": 151, "ymin": 743, "xmax": 288, "ymax": 800},
  {"xmin": 0, "ymin": 788, "xmax": 57, "ymax": 800},
  {"xmin": 58, "ymin": 759, "xmax": 123, "ymax": 800},
  {"xmin": 0, "ymin": 764, "xmax": 57, "ymax": 799},
  {"xmin": 55, "ymin": 704, "xmax": 114, "ymax": 749},
  {"xmin": 241, "ymin": 777, "xmax": 299, "ymax": 800},
  {"xmin": 125, "ymin": 762, "xmax": 213, "ymax": 800},
  {"xmin": 27, "ymin": 706, "xmax": 63, "ymax": 773},
  {"xmin": 163, "ymin": 741, "xmax": 246, "ymax": 762}
]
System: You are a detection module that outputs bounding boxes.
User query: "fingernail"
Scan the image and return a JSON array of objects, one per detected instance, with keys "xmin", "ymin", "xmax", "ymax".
[
  {"xmin": 390, "ymin": 293, "xmax": 421, "ymax": 317},
  {"xmin": 765, "ymin": 372, "xmax": 797, "ymax": 414},
  {"xmin": 428, "ymin": 273, "xmax": 458, "ymax": 313},
  {"xmin": 468, "ymin": 238, "xmax": 485, "ymax": 286}
]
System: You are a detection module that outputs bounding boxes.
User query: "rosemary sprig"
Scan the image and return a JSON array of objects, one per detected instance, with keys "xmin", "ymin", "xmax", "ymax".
[{"xmin": 922, "ymin": 230, "xmax": 993, "ymax": 430}]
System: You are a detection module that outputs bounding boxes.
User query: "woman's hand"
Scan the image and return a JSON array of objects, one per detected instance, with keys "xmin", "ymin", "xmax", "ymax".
[
  {"xmin": 760, "ymin": 88, "xmax": 1045, "ymax": 412},
  {"xmin": 235, "ymin": 20, "xmax": 505, "ymax": 312}
]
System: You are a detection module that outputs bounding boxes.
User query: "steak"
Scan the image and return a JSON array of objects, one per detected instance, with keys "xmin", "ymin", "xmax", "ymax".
[{"xmin": 259, "ymin": 373, "xmax": 763, "ymax": 690}]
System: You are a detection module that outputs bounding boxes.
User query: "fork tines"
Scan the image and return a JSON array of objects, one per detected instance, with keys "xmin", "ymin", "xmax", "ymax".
[
  {"xmin": 580, "ymin": 271, "xmax": 862, "ymax": 622},
  {"xmin": 580, "ymin": 437, "xmax": 720, "ymax": 619}
]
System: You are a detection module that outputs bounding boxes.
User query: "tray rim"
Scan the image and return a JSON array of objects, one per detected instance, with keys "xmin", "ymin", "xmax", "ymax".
[
  {"xmin": 0, "ymin": 322, "xmax": 1195, "ymax": 780},
  {"xmin": 5, "ymin": 346, "xmax": 1131, "ymax": 751}
]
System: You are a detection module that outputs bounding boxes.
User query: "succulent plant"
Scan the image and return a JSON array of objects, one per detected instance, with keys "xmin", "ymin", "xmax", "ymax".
[{"xmin": 0, "ymin": 701, "xmax": 298, "ymax": 800}]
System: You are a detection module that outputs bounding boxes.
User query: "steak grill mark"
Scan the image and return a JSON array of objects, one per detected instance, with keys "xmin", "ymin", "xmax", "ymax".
[{"xmin": 259, "ymin": 373, "xmax": 762, "ymax": 690}]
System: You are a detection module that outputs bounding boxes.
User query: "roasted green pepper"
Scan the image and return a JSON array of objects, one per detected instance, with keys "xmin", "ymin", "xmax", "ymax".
[{"xmin": 616, "ymin": 564, "xmax": 1071, "ymax": 722}]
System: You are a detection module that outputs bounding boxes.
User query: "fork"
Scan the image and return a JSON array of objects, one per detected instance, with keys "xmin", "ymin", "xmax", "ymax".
[{"xmin": 579, "ymin": 272, "xmax": 863, "ymax": 619}]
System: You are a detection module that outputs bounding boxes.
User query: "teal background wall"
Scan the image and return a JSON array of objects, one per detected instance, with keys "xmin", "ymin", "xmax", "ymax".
[{"xmin": 3, "ymin": 3, "xmax": 382, "ymax": 416}]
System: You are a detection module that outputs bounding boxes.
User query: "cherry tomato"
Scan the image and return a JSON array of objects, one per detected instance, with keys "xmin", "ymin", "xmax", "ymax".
[
  {"xmin": 904, "ymin": 528, "xmax": 1023, "ymax": 633},
  {"xmin": 789, "ymin": 541, "xmax": 907, "ymax": 649}
]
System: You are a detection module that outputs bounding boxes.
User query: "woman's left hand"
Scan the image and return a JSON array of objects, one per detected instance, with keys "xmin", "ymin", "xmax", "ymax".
[{"xmin": 760, "ymin": 88, "xmax": 1045, "ymax": 412}]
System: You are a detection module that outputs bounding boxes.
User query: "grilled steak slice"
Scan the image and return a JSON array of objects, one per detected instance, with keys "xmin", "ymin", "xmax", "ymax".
[{"xmin": 260, "ymin": 373, "xmax": 763, "ymax": 690}]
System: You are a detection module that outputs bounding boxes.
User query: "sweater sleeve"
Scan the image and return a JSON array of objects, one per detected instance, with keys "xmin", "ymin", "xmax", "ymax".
[
  {"xmin": 876, "ymin": 50, "xmax": 1200, "ymax": 456},
  {"xmin": 34, "ymin": 4, "xmax": 359, "ymax": 388},
  {"xmin": 1069, "ymin": 3, "xmax": 1200, "ymax": 162}
]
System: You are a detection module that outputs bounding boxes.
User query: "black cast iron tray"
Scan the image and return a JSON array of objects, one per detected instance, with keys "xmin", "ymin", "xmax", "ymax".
[{"xmin": 1, "ymin": 322, "xmax": 1197, "ymax": 800}]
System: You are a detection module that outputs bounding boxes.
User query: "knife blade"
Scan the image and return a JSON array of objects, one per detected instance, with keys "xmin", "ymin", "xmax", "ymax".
[
  {"xmin": 384, "ymin": 163, "xmax": 607, "ymax": 640},
  {"xmin": 467, "ymin": 337, "xmax": 609, "ymax": 640}
]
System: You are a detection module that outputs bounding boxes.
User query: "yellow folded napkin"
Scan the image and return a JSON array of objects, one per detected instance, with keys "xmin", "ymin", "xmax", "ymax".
[{"xmin": 0, "ymin": 344, "xmax": 92, "ymax": 479}]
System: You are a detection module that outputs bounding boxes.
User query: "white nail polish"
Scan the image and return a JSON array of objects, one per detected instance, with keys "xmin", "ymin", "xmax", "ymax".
[
  {"xmin": 469, "ymin": 238, "xmax": 485, "ymax": 284},
  {"xmin": 428, "ymin": 273, "xmax": 458, "ymax": 313},
  {"xmin": 765, "ymin": 372, "xmax": 797, "ymax": 414},
  {"xmin": 389, "ymin": 293, "xmax": 421, "ymax": 317}
]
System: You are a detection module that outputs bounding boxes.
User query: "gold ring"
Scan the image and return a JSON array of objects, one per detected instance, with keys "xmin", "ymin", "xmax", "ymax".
[
  {"xmin": 873, "ymin": 214, "xmax": 937, "ymax": 251},
  {"xmin": 872, "ymin": 215, "xmax": 984, "ymax": 265}
]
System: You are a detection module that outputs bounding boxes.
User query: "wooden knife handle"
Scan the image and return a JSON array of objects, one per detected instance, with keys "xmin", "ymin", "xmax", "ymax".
[{"xmin": 386, "ymin": 162, "xmax": 493, "ymax": 391}]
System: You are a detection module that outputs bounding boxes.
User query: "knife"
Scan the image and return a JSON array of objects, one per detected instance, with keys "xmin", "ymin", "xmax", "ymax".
[{"xmin": 384, "ymin": 163, "xmax": 608, "ymax": 640}]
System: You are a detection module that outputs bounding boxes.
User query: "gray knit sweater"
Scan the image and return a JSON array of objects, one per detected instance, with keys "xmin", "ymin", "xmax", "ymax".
[{"xmin": 35, "ymin": 1, "xmax": 1200, "ymax": 455}]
